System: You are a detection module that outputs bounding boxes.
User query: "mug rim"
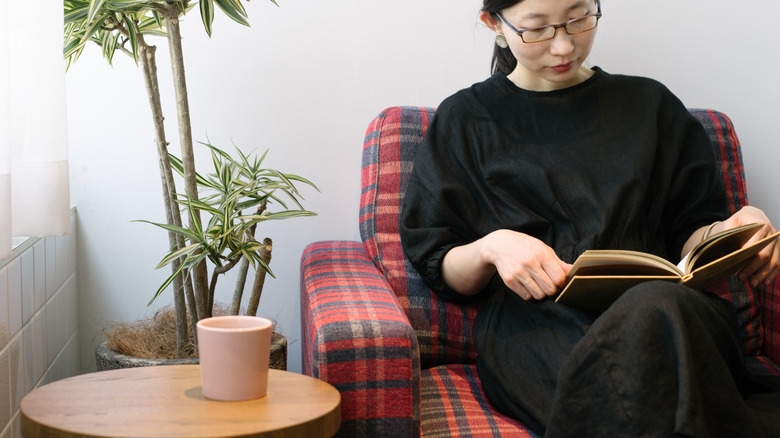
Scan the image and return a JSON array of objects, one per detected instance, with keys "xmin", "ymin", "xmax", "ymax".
[{"xmin": 196, "ymin": 315, "xmax": 273, "ymax": 332}]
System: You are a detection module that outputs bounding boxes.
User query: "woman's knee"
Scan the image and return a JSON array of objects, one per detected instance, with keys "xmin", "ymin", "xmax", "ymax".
[
  {"xmin": 618, "ymin": 280, "xmax": 709, "ymax": 311},
  {"xmin": 609, "ymin": 281, "xmax": 736, "ymax": 336}
]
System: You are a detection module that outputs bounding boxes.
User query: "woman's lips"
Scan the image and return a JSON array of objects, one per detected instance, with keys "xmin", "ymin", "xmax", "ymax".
[{"xmin": 552, "ymin": 62, "xmax": 573, "ymax": 73}]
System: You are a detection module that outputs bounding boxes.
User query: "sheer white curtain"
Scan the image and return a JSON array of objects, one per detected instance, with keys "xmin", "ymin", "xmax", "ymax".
[{"xmin": 0, "ymin": 0, "xmax": 71, "ymax": 259}]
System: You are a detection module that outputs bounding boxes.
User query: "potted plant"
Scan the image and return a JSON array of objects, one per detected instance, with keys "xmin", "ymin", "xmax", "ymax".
[{"xmin": 64, "ymin": 0, "xmax": 312, "ymax": 369}]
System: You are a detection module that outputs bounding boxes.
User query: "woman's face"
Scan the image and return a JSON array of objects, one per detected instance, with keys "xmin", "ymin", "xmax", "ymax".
[{"xmin": 482, "ymin": 0, "xmax": 599, "ymax": 91}]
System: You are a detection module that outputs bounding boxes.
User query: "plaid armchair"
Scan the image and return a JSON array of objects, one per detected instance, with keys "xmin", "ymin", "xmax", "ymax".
[{"xmin": 300, "ymin": 106, "xmax": 780, "ymax": 437}]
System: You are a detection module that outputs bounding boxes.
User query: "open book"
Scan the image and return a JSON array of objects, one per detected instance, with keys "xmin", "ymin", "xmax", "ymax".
[{"xmin": 555, "ymin": 223, "xmax": 780, "ymax": 314}]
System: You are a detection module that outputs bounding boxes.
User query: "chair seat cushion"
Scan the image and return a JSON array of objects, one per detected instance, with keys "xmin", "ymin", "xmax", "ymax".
[
  {"xmin": 420, "ymin": 359, "xmax": 778, "ymax": 438},
  {"xmin": 421, "ymin": 363, "xmax": 538, "ymax": 437}
]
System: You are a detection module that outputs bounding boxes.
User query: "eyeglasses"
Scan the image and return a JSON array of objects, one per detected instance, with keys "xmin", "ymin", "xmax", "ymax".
[{"xmin": 496, "ymin": 7, "xmax": 602, "ymax": 43}]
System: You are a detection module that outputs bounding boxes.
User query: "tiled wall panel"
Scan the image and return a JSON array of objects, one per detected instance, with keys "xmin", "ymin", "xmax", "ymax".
[{"xmin": 0, "ymin": 213, "xmax": 78, "ymax": 438}]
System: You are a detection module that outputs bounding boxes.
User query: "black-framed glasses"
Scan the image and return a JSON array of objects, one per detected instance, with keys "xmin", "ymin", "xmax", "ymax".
[{"xmin": 496, "ymin": 4, "xmax": 602, "ymax": 43}]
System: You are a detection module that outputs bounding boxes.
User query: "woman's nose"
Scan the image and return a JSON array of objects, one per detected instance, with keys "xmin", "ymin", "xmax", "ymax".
[{"xmin": 549, "ymin": 28, "xmax": 575, "ymax": 56}]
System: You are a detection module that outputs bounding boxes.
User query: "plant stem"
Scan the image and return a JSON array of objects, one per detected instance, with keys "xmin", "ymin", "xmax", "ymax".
[
  {"xmin": 230, "ymin": 257, "xmax": 250, "ymax": 314},
  {"xmin": 246, "ymin": 238, "xmax": 272, "ymax": 316},
  {"xmin": 230, "ymin": 205, "xmax": 264, "ymax": 314},
  {"xmin": 208, "ymin": 255, "xmax": 242, "ymax": 316},
  {"xmin": 163, "ymin": 5, "xmax": 210, "ymax": 325},
  {"xmin": 137, "ymin": 33, "xmax": 194, "ymax": 358}
]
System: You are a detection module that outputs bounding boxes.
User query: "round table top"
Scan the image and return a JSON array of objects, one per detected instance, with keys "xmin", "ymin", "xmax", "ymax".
[{"xmin": 20, "ymin": 365, "xmax": 341, "ymax": 438}]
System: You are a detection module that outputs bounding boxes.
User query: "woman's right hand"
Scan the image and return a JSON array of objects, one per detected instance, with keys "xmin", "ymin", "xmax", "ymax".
[
  {"xmin": 481, "ymin": 230, "xmax": 572, "ymax": 301},
  {"xmin": 442, "ymin": 229, "xmax": 571, "ymax": 301}
]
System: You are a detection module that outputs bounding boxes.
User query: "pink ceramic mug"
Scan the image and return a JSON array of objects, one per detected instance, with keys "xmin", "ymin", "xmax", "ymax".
[{"xmin": 196, "ymin": 315, "xmax": 273, "ymax": 401}]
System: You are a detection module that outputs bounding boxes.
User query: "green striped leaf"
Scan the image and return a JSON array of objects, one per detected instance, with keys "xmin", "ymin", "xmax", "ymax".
[
  {"xmin": 240, "ymin": 210, "xmax": 317, "ymax": 223},
  {"xmin": 87, "ymin": 0, "xmax": 109, "ymax": 23},
  {"xmin": 157, "ymin": 243, "xmax": 200, "ymax": 270},
  {"xmin": 168, "ymin": 153, "xmax": 216, "ymax": 189},
  {"xmin": 78, "ymin": 13, "xmax": 109, "ymax": 45},
  {"xmin": 64, "ymin": 4, "xmax": 90, "ymax": 24},
  {"xmin": 214, "ymin": 0, "xmax": 249, "ymax": 27},
  {"xmin": 252, "ymin": 252, "xmax": 275, "ymax": 277},
  {"xmin": 176, "ymin": 198, "xmax": 223, "ymax": 216},
  {"xmin": 151, "ymin": 10, "xmax": 164, "ymax": 30},
  {"xmin": 186, "ymin": 201, "xmax": 205, "ymax": 238},
  {"xmin": 135, "ymin": 219, "xmax": 202, "ymax": 243},
  {"xmin": 122, "ymin": 14, "xmax": 140, "ymax": 64},
  {"xmin": 106, "ymin": 0, "xmax": 153, "ymax": 5},
  {"xmin": 285, "ymin": 173, "xmax": 319, "ymax": 191},
  {"xmin": 138, "ymin": 15, "xmax": 167, "ymax": 37},
  {"xmin": 227, "ymin": 0, "xmax": 248, "ymax": 17},
  {"xmin": 64, "ymin": 35, "xmax": 86, "ymax": 60},
  {"xmin": 200, "ymin": 0, "xmax": 215, "ymax": 37},
  {"xmin": 101, "ymin": 31, "xmax": 119, "ymax": 64},
  {"xmin": 148, "ymin": 261, "xmax": 186, "ymax": 305}
]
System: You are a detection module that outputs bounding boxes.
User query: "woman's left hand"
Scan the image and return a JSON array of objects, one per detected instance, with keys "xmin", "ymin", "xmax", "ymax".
[{"xmin": 722, "ymin": 206, "xmax": 780, "ymax": 287}]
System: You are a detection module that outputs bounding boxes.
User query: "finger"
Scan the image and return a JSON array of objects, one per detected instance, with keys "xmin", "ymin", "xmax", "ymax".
[
  {"xmin": 513, "ymin": 280, "xmax": 547, "ymax": 301},
  {"xmin": 502, "ymin": 272, "xmax": 540, "ymax": 301},
  {"xmin": 738, "ymin": 254, "xmax": 766, "ymax": 283},
  {"xmin": 503, "ymin": 259, "xmax": 558, "ymax": 300},
  {"xmin": 528, "ymin": 265, "xmax": 561, "ymax": 298},
  {"xmin": 513, "ymin": 285, "xmax": 533, "ymax": 301},
  {"xmin": 740, "ymin": 240, "xmax": 780, "ymax": 286},
  {"xmin": 750, "ymin": 261, "xmax": 779, "ymax": 288},
  {"xmin": 541, "ymin": 259, "xmax": 571, "ymax": 289},
  {"xmin": 756, "ymin": 241, "xmax": 780, "ymax": 286},
  {"xmin": 516, "ymin": 274, "xmax": 550, "ymax": 301}
]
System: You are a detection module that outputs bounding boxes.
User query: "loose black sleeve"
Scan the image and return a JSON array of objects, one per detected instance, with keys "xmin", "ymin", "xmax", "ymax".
[
  {"xmin": 654, "ymin": 88, "xmax": 729, "ymax": 258},
  {"xmin": 400, "ymin": 96, "xmax": 489, "ymax": 303}
]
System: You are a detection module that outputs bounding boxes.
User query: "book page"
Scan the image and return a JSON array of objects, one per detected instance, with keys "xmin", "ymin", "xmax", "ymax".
[
  {"xmin": 687, "ymin": 223, "xmax": 763, "ymax": 272},
  {"xmin": 678, "ymin": 223, "xmax": 761, "ymax": 274},
  {"xmin": 568, "ymin": 249, "xmax": 683, "ymax": 278}
]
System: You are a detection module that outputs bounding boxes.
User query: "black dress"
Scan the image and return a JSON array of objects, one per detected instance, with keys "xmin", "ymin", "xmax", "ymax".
[{"xmin": 400, "ymin": 68, "xmax": 780, "ymax": 437}]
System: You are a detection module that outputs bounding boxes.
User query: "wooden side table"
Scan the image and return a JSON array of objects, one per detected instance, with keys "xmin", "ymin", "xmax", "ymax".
[{"xmin": 20, "ymin": 365, "xmax": 341, "ymax": 438}]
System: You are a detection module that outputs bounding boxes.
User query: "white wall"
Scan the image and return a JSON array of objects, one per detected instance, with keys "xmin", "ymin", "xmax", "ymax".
[{"xmin": 66, "ymin": 0, "xmax": 780, "ymax": 373}]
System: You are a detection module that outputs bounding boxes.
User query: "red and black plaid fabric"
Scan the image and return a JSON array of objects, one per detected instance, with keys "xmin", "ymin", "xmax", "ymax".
[
  {"xmin": 301, "ymin": 240, "xmax": 422, "ymax": 436},
  {"xmin": 360, "ymin": 106, "xmax": 479, "ymax": 368},
  {"xmin": 301, "ymin": 106, "xmax": 780, "ymax": 437},
  {"xmin": 420, "ymin": 364, "xmax": 534, "ymax": 437}
]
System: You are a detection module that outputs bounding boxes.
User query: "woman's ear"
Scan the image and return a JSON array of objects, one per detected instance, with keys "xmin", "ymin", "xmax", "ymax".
[{"xmin": 479, "ymin": 11, "xmax": 502, "ymax": 33}]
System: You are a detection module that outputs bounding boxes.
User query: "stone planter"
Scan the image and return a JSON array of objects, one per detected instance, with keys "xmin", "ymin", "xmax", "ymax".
[{"xmin": 96, "ymin": 332, "xmax": 288, "ymax": 371}]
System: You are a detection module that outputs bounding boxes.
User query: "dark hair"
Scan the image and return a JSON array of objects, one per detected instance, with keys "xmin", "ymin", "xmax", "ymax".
[{"xmin": 482, "ymin": 0, "xmax": 524, "ymax": 75}]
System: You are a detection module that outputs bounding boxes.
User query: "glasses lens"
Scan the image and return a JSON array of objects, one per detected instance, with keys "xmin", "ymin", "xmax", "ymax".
[
  {"xmin": 565, "ymin": 15, "xmax": 598, "ymax": 34},
  {"xmin": 522, "ymin": 27, "xmax": 555, "ymax": 43}
]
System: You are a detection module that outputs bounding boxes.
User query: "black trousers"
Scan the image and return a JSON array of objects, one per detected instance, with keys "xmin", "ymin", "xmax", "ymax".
[{"xmin": 474, "ymin": 281, "xmax": 780, "ymax": 437}]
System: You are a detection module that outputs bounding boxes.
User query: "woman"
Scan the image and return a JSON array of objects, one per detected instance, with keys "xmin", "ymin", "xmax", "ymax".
[{"xmin": 399, "ymin": 0, "xmax": 780, "ymax": 436}]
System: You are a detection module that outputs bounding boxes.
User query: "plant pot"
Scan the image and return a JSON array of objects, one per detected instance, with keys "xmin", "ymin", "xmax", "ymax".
[
  {"xmin": 268, "ymin": 331, "xmax": 287, "ymax": 371},
  {"xmin": 95, "ymin": 332, "xmax": 288, "ymax": 371}
]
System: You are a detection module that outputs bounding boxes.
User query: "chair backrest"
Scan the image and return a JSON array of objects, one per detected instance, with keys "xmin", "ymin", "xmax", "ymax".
[
  {"xmin": 359, "ymin": 106, "xmax": 763, "ymax": 368},
  {"xmin": 360, "ymin": 107, "xmax": 478, "ymax": 368}
]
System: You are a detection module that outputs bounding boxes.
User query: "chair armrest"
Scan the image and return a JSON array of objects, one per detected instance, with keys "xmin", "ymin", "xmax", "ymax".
[
  {"xmin": 758, "ymin": 277, "xmax": 780, "ymax": 365},
  {"xmin": 301, "ymin": 240, "xmax": 421, "ymax": 436}
]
